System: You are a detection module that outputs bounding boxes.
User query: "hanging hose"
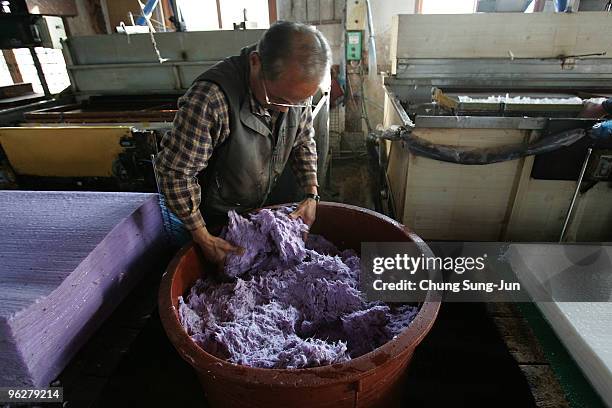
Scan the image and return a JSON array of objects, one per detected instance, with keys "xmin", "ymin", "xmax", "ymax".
[
  {"xmin": 364, "ymin": 0, "xmax": 377, "ymax": 81},
  {"xmin": 369, "ymin": 125, "xmax": 588, "ymax": 165}
]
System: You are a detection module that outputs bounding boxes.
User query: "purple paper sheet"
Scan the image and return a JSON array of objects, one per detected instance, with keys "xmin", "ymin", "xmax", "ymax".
[
  {"xmin": 179, "ymin": 208, "xmax": 419, "ymax": 369},
  {"xmin": 0, "ymin": 191, "xmax": 166, "ymax": 387}
]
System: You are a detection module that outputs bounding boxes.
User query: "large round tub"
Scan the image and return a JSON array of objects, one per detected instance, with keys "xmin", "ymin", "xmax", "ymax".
[{"xmin": 159, "ymin": 202, "xmax": 441, "ymax": 408}]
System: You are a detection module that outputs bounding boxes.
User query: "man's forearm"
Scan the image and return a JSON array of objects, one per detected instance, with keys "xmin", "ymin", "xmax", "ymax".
[{"xmin": 157, "ymin": 174, "xmax": 206, "ymax": 230}]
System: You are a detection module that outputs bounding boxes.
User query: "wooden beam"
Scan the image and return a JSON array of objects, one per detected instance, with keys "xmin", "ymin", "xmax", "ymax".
[
  {"xmin": 533, "ymin": 0, "xmax": 546, "ymax": 11},
  {"xmin": 268, "ymin": 0, "xmax": 277, "ymax": 24},
  {"xmin": 569, "ymin": 0, "xmax": 581, "ymax": 11},
  {"xmin": 216, "ymin": 0, "xmax": 223, "ymax": 29},
  {"xmin": 100, "ymin": 0, "xmax": 113, "ymax": 34},
  {"xmin": 0, "ymin": 83, "xmax": 34, "ymax": 98},
  {"xmin": 24, "ymin": 0, "xmax": 78, "ymax": 16},
  {"xmin": 414, "ymin": 0, "xmax": 423, "ymax": 14},
  {"xmin": 392, "ymin": 13, "xmax": 612, "ymax": 59},
  {"xmin": 1, "ymin": 50, "xmax": 23, "ymax": 84},
  {"xmin": 500, "ymin": 131, "xmax": 538, "ymax": 241},
  {"xmin": 160, "ymin": 0, "xmax": 174, "ymax": 31}
]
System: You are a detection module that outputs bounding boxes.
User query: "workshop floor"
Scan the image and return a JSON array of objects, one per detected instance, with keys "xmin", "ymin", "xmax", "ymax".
[
  {"xmin": 321, "ymin": 155, "xmax": 375, "ymax": 210},
  {"xmin": 57, "ymin": 281, "xmax": 543, "ymax": 407},
  {"xmin": 48, "ymin": 250, "xmax": 557, "ymax": 408},
  {"xmin": 46, "ymin": 156, "xmax": 600, "ymax": 408}
]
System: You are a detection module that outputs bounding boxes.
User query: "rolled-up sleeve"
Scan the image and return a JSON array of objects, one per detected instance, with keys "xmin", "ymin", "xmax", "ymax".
[
  {"xmin": 290, "ymin": 105, "xmax": 319, "ymax": 188},
  {"xmin": 155, "ymin": 81, "xmax": 229, "ymax": 230}
]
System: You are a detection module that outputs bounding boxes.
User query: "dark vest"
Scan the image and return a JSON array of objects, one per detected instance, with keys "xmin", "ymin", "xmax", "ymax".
[{"xmin": 194, "ymin": 45, "xmax": 302, "ymax": 221}]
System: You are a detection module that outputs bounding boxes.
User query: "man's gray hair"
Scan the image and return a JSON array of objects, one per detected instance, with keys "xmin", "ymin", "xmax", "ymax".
[{"xmin": 257, "ymin": 21, "xmax": 332, "ymax": 83}]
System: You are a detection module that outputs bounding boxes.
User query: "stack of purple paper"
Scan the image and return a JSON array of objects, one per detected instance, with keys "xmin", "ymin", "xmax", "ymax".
[{"xmin": 0, "ymin": 191, "xmax": 165, "ymax": 387}]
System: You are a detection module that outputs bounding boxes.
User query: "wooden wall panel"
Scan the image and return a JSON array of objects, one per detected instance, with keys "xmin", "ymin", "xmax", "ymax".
[
  {"xmin": 401, "ymin": 128, "xmax": 527, "ymax": 241},
  {"xmin": 391, "ymin": 12, "xmax": 612, "ymax": 60},
  {"xmin": 506, "ymin": 179, "xmax": 612, "ymax": 242}
]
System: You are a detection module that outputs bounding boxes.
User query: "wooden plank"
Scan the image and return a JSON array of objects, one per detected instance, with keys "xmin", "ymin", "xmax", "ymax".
[
  {"xmin": 506, "ymin": 179, "xmax": 574, "ymax": 241},
  {"xmin": 0, "ymin": 83, "xmax": 34, "ymax": 98},
  {"xmin": 216, "ymin": 0, "xmax": 223, "ymax": 28},
  {"xmin": 160, "ymin": 0, "xmax": 174, "ymax": 30},
  {"xmin": 318, "ymin": 0, "xmax": 335, "ymax": 22},
  {"xmin": 386, "ymin": 141, "xmax": 409, "ymax": 221},
  {"xmin": 401, "ymin": 128, "xmax": 527, "ymax": 241},
  {"xmin": 293, "ymin": 0, "xmax": 308, "ymax": 23},
  {"xmin": 334, "ymin": 0, "xmax": 343, "ymax": 21},
  {"xmin": 1, "ymin": 50, "xmax": 23, "ymax": 84},
  {"xmin": 568, "ymin": 182, "xmax": 612, "ymax": 241},
  {"xmin": 391, "ymin": 12, "xmax": 612, "ymax": 60},
  {"xmin": 520, "ymin": 365, "xmax": 571, "ymax": 408},
  {"xmin": 346, "ymin": 0, "xmax": 366, "ymax": 30},
  {"xmin": 507, "ymin": 176, "xmax": 612, "ymax": 242},
  {"xmin": 486, "ymin": 302, "xmax": 522, "ymax": 318},
  {"xmin": 306, "ymin": 0, "xmax": 319, "ymax": 23},
  {"xmin": 493, "ymin": 317, "xmax": 547, "ymax": 364},
  {"xmin": 502, "ymin": 154, "xmax": 536, "ymax": 240},
  {"xmin": 500, "ymin": 131, "xmax": 539, "ymax": 240},
  {"xmin": 414, "ymin": 0, "xmax": 423, "ymax": 13},
  {"xmin": 24, "ymin": 0, "xmax": 77, "ymax": 16},
  {"xmin": 500, "ymin": 155, "xmax": 533, "ymax": 240},
  {"xmin": 534, "ymin": 0, "xmax": 546, "ymax": 11},
  {"xmin": 490, "ymin": 304, "xmax": 570, "ymax": 407},
  {"xmin": 383, "ymin": 90, "xmax": 409, "ymax": 220},
  {"xmin": 268, "ymin": 0, "xmax": 278, "ymax": 23}
]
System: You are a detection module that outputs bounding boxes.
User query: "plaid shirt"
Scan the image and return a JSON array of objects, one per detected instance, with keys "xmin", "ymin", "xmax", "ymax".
[{"xmin": 156, "ymin": 80, "xmax": 318, "ymax": 230}]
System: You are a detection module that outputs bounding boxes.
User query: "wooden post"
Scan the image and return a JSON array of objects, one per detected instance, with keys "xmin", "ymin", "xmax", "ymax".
[
  {"xmin": 160, "ymin": 0, "xmax": 174, "ymax": 30},
  {"xmin": 2, "ymin": 50, "xmax": 23, "ymax": 84},
  {"xmin": 414, "ymin": 0, "xmax": 423, "ymax": 14},
  {"xmin": 268, "ymin": 0, "xmax": 277, "ymax": 24},
  {"xmin": 216, "ymin": 0, "xmax": 223, "ymax": 29},
  {"xmin": 533, "ymin": 0, "xmax": 546, "ymax": 11},
  {"xmin": 29, "ymin": 48, "xmax": 51, "ymax": 97}
]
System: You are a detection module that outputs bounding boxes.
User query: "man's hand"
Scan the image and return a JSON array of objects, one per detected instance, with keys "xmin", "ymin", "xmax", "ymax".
[
  {"xmin": 289, "ymin": 198, "xmax": 317, "ymax": 228},
  {"xmin": 191, "ymin": 226, "xmax": 243, "ymax": 269}
]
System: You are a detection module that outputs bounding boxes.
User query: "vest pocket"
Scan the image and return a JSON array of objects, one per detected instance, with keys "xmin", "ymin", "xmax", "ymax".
[{"xmin": 216, "ymin": 170, "xmax": 267, "ymax": 208}]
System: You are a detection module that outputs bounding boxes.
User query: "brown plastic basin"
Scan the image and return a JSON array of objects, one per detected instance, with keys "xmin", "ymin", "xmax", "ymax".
[{"xmin": 159, "ymin": 202, "xmax": 441, "ymax": 408}]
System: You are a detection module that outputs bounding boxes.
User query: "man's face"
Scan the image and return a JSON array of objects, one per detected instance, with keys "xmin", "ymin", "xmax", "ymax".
[{"xmin": 250, "ymin": 52, "xmax": 320, "ymax": 113}]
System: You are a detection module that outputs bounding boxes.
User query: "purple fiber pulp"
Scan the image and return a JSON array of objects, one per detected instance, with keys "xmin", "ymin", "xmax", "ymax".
[
  {"xmin": 222, "ymin": 208, "xmax": 307, "ymax": 278},
  {"xmin": 179, "ymin": 208, "xmax": 419, "ymax": 369}
]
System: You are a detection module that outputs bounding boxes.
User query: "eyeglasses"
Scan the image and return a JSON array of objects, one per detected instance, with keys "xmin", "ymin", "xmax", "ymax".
[{"xmin": 259, "ymin": 59, "xmax": 311, "ymax": 108}]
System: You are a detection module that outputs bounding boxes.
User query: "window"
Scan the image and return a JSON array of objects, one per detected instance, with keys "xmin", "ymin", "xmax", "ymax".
[
  {"xmin": 12, "ymin": 48, "xmax": 70, "ymax": 94},
  {"xmin": 177, "ymin": 0, "xmax": 219, "ymax": 31},
  {"xmin": 0, "ymin": 55, "xmax": 13, "ymax": 87},
  {"xmin": 219, "ymin": 0, "xmax": 269, "ymax": 29},
  {"xmin": 179, "ymin": 0, "xmax": 269, "ymax": 31}
]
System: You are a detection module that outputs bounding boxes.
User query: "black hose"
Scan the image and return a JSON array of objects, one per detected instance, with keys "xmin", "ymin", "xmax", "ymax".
[{"xmin": 372, "ymin": 126, "xmax": 587, "ymax": 165}]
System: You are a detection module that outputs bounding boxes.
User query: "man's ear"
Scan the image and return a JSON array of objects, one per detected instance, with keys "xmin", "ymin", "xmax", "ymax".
[{"xmin": 249, "ymin": 52, "xmax": 261, "ymax": 71}]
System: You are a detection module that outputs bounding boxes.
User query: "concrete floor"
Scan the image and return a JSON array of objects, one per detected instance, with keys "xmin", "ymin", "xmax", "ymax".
[
  {"xmin": 50, "ymin": 153, "xmax": 605, "ymax": 408},
  {"xmin": 321, "ymin": 154, "xmax": 375, "ymax": 210}
]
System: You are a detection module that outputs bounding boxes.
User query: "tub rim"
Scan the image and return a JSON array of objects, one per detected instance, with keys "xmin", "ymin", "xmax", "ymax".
[{"xmin": 159, "ymin": 201, "xmax": 441, "ymax": 387}]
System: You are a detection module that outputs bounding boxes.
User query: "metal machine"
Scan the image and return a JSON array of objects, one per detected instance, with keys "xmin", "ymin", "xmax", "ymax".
[{"xmin": 381, "ymin": 12, "xmax": 612, "ymax": 242}]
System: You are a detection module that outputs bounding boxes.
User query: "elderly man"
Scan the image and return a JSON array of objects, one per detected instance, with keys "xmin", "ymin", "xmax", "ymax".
[{"xmin": 156, "ymin": 21, "xmax": 331, "ymax": 265}]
